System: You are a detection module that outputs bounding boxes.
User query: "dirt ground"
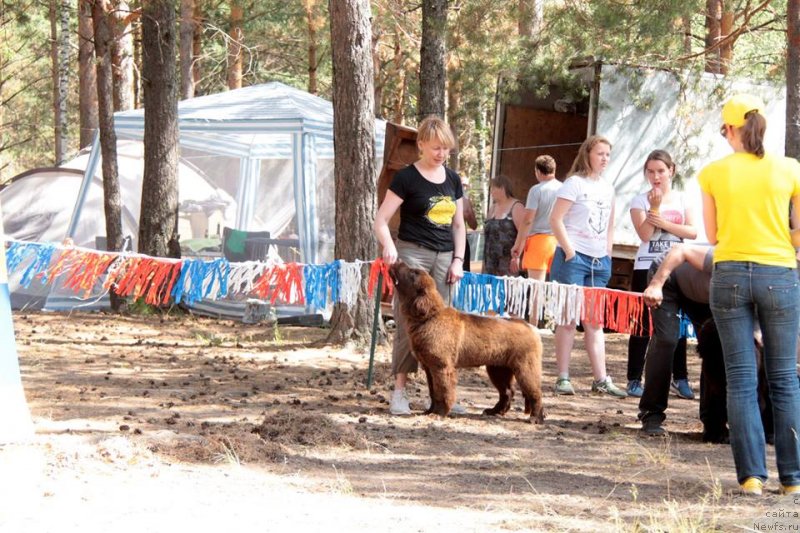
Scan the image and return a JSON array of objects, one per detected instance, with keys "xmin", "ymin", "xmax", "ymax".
[{"xmin": 2, "ymin": 310, "xmax": 799, "ymax": 532}]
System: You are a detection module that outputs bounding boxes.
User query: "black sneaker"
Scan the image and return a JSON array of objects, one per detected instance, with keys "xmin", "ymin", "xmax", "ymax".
[{"xmin": 641, "ymin": 418, "xmax": 666, "ymax": 437}]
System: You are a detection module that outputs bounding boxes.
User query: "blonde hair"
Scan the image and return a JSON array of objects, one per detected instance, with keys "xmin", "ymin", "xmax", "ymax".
[
  {"xmin": 417, "ymin": 116, "xmax": 456, "ymax": 149},
  {"xmin": 568, "ymin": 135, "xmax": 612, "ymax": 177}
]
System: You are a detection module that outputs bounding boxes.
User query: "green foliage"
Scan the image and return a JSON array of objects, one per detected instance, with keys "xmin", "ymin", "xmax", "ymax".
[{"xmin": 0, "ymin": 0, "xmax": 75, "ymax": 180}]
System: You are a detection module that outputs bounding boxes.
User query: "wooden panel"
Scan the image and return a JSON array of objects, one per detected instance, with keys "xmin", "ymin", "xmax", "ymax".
[
  {"xmin": 376, "ymin": 122, "xmax": 418, "ymax": 233},
  {"xmin": 498, "ymin": 106, "xmax": 588, "ymax": 201}
]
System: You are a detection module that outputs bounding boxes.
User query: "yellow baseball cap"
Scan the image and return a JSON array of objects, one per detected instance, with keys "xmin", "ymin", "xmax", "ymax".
[{"xmin": 721, "ymin": 94, "xmax": 764, "ymax": 127}]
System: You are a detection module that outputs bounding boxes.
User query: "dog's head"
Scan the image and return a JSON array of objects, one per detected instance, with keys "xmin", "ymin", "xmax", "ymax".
[{"xmin": 388, "ymin": 261, "xmax": 445, "ymax": 320}]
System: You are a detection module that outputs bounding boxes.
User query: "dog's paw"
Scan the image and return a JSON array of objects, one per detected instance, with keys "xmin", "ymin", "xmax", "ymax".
[{"xmin": 529, "ymin": 408, "xmax": 546, "ymax": 425}]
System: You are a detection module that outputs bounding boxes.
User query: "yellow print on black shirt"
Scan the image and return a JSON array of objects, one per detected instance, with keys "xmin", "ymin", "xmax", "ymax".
[{"xmin": 426, "ymin": 195, "xmax": 456, "ymax": 226}]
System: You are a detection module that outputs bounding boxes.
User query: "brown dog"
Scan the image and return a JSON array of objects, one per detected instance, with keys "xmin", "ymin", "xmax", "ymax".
[{"xmin": 389, "ymin": 261, "xmax": 545, "ymax": 423}]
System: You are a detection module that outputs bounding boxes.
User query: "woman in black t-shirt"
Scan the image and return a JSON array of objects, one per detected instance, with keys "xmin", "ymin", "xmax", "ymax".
[{"xmin": 374, "ymin": 116, "xmax": 467, "ymax": 416}]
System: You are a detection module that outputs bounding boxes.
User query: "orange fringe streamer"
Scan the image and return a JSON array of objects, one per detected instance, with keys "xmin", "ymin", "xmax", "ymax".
[
  {"xmin": 367, "ymin": 258, "xmax": 394, "ymax": 297},
  {"xmin": 582, "ymin": 287, "xmax": 650, "ymax": 335}
]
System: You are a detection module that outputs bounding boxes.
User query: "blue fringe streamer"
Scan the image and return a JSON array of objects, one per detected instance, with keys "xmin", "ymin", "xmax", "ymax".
[
  {"xmin": 5, "ymin": 242, "xmax": 58, "ymax": 287},
  {"xmin": 304, "ymin": 261, "xmax": 340, "ymax": 309},
  {"xmin": 171, "ymin": 258, "xmax": 230, "ymax": 304},
  {"xmin": 452, "ymin": 272, "xmax": 505, "ymax": 315}
]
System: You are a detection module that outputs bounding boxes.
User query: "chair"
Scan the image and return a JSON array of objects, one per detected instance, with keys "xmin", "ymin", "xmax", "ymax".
[{"xmin": 221, "ymin": 227, "xmax": 271, "ymax": 262}]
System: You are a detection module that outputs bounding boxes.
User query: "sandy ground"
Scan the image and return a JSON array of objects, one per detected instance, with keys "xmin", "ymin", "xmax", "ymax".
[{"xmin": 2, "ymin": 310, "xmax": 800, "ymax": 532}]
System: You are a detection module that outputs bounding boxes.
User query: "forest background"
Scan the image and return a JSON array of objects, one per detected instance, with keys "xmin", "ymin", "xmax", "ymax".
[{"xmin": 2, "ymin": 0, "xmax": 798, "ymax": 191}]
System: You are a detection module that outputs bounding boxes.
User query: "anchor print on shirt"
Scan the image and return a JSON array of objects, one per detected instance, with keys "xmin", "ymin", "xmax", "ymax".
[{"xmin": 587, "ymin": 197, "xmax": 612, "ymax": 237}]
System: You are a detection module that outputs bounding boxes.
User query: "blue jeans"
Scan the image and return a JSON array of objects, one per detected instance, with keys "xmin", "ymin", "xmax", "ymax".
[
  {"xmin": 550, "ymin": 247, "xmax": 611, "ymax": 287},
  {"xmin": 710, "ymin": 261, "xmax": 800, "ymax": 485}
]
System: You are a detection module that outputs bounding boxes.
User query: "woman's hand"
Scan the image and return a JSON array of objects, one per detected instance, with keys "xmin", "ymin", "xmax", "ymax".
[
  {"xmin": 564, "ymin": 248, "xmax": 576, "ymax": 262},
  {"xmin": 509, "ymin": 256, "xmax": 520, "ymax": 275},
  {"xmin": 647, "ymin": 188, "xmax": 663, "ymax": 211},
  {"xmin": 382, "ymin": 242, "xmax": 398, "ymax": 265},
  {"xmin": 447, "ymin": 258, "xmax": 464, "ymax": 284},
  {"xmin": 645, "ymin": 211, "xmax": 665, "ymax": 228}
]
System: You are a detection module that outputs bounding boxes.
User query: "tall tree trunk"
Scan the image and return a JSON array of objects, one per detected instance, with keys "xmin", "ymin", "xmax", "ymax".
[
  {"xmin": 111, "ymin": 0, "xmax": 135, "ymax": 110},
  {"xmin": 705, "ymin": 0, "xmax": 722, "ymax": 74},
  {"xmin": 180, "ymin": 0, "xmax": 196, "ymax": 99},
  {"xmin": 446, "ymin": 32, "xmax": 462, "ymax": 170},
  {"xmin": 133, "ymin": 13, "xmax": 142, "ymax": 106},
  {"xmin": 392, "ymin": 29, "xmax": 406, "ymax": 124},
  {"xmin": 682, "ymin": 11, "xmax": 693, "ymax": 56},
  {"xmin": 518, "ymin": 0, "xmax": 542, "ymax": 38},
  {"xmin": 139, "ymin": 0, "xmax": 179, "ymax": 259},
  {"xmin": 93, "ymin": 0, "xmax": 124, "ymax": 311},
  {"xmin": 303, "ymin": 0, "xmax": 323, "ymax": 95},
  {"xmin": 719, "ymin": 8, "xmax": 734, "ymax": 75},
  {"xmin": 50, "ymin": 0, "xmax": 68, "ymax": 165},
  {"xmin": 79, "ymin": 0, "xmax": 99, "ymax": 148},
  {"xmin": 418, "ymin": 0, "xmax": 447, "ymax": 120},
  {"xmin": 58, "ymin": 0, "xmax": 70, "ymax": 157},
  {"xmin": 788, "ymin": 0, "xmax": 800, "ymax": 159},
  {"xmin": 372, "ymin": 25, "xmax": 382, "ymax": 116},
  {"xmin": 226, "ymin": 0, "xmax": 243, "ymax": 89},
  {"xmin": 192, "ymin": 1, "xmax": 203, "ymax": 91},
  {"xmin": 327, "ymin": 0, "xmax": 378, "ymax": 345}
]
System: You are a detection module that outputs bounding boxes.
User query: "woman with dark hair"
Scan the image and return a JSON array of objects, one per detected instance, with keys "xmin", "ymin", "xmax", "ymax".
[
  {"xmin": 482, "ymin": 175, "xmax": 525, "ymax": 276},
  {"xmin": 625, "ymin": 149, "xmax": 697, "ymax": 398},
  {"xmin": 700, "ymin": 94, "xmax": 800, "ymax": 496}
]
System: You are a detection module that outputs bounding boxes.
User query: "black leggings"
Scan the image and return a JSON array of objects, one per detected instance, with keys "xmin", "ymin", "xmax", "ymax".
[{"xmin": 627, "ymin": 269, "xmax": 689, "ymax": 382}]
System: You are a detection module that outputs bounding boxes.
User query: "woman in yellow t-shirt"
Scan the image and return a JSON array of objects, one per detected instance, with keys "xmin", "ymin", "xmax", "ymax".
[{"xmin": 698, "ymin": 94, "xmax": 800, "ymax": 496}]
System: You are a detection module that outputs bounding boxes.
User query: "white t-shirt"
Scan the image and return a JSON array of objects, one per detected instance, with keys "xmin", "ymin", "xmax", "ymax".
[
  {"xmin": 630, "ymin": 191, "xmax": 688, "ymax": 270},
  {"xmin": 525, "ymin": 178, "xmax": 561, "ymax": 235},
  {"xmin": 556, "ymin": 175, "xmax": 614, "ymax": 258}
]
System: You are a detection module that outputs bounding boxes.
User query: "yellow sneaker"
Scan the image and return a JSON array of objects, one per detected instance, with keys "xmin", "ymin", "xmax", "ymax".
[
  {"xmin": 781, "ymin": 484, "xmax": 800, "ymax": 495},
  {"xmin": 741, "ymin": 477, "xmax": 764, "ymax": 496}
]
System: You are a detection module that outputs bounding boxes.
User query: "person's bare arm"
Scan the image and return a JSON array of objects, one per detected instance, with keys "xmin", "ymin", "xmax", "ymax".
[
  {"xmin": 549, "ymin": 198, "xmax": 574, "ymax": 260},
  {"xmin": 374, "ymin": 191, "xmax": 403, "ymax": 264},
  {"xmin": 643, "ymin": 244, "xmax": 709, "ymax": 307},
  {"xmin": 511, "ymin": 208, "xmax": 535, "ymax": 259}
]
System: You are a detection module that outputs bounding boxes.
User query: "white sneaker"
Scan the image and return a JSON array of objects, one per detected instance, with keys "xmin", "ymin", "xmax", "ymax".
[
  {"xmin": 389, "ymin": 389, "xmax": 412, "ymax": 415},
  {"xmin": 424, "ymin": 399, "xmax": 467, "ymax": 414}
]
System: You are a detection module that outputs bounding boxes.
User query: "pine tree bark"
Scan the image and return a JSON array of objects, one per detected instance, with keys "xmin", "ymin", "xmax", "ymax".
[
  {"xmin": 50, "ymin": 0, "xmax": 68, "ymax": 165},
  {"xmin": 327, "ymin": 0, "xmax": 378, "ymax": 345},
  {"xmin": 111, "ymin": 0, "xmax": 135, "ymax": 111},
  {"xmin": 180, "ymin": 0, "xmax": 196, "ymax": 99},
  {"xmin": 418, "ymin": 0, "xmax": 447, "ymax": 120},
  {"xmin": 139, "ymin": 0, "xmax": 179, "ymax": 259},
  {"xmin": 192, "ymin": 1, "xmax": 203, "ymax": 90},
  {"xmin": 303, "ymin": 0, "xmax": 323, "ymax": 95},
  {"xmin": 788, "ymin": 0, "xmax": 800, "ymax": 159},
  {"xmin": 92, "ymin": 0, "xmax": 124, "ymax": 311},
  {"xmin": 226, "ymin": 0, "xmax": 243, "ymax": 89},
  {"xmin": 705, "ymin": 0, "xmax": 722, "ymax": 74},
  {"xmin": 79, "ymin": 0, "xmax": 99, "ymax": 148},
  {"xmin": 518, "ymin": 0, "xmax": 542, "ymax": 38}
]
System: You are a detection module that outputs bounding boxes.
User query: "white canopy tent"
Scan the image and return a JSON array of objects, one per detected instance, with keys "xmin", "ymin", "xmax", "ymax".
[{"xmin": 69, "ymin": 81, "xmax": 386, "ymax": 265}]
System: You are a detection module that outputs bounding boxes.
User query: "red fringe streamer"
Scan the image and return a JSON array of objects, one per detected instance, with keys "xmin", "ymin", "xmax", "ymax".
[
  {"xmin": 582, "ymin": 287, "xmax": 649, "ymax": 335},
  {"xmin": 251, "ymin": 263, "xmax": 305, "ymax": 305},
  {"xmin": 105, "ymin": 257, "xmax": 182, "ymax": 305},
  {"xmin": 367, "ymin": 258, "xmax": 394, "ymax": 297}
]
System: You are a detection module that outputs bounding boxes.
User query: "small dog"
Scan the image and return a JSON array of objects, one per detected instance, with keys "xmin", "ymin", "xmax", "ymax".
[
  {"xmin": 389, "ymin": 261, "xmax": 545, "ymax": 423},
  {"xmin": 696, "ymin": 318, "xmax": 773, "ymax": 444}
]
